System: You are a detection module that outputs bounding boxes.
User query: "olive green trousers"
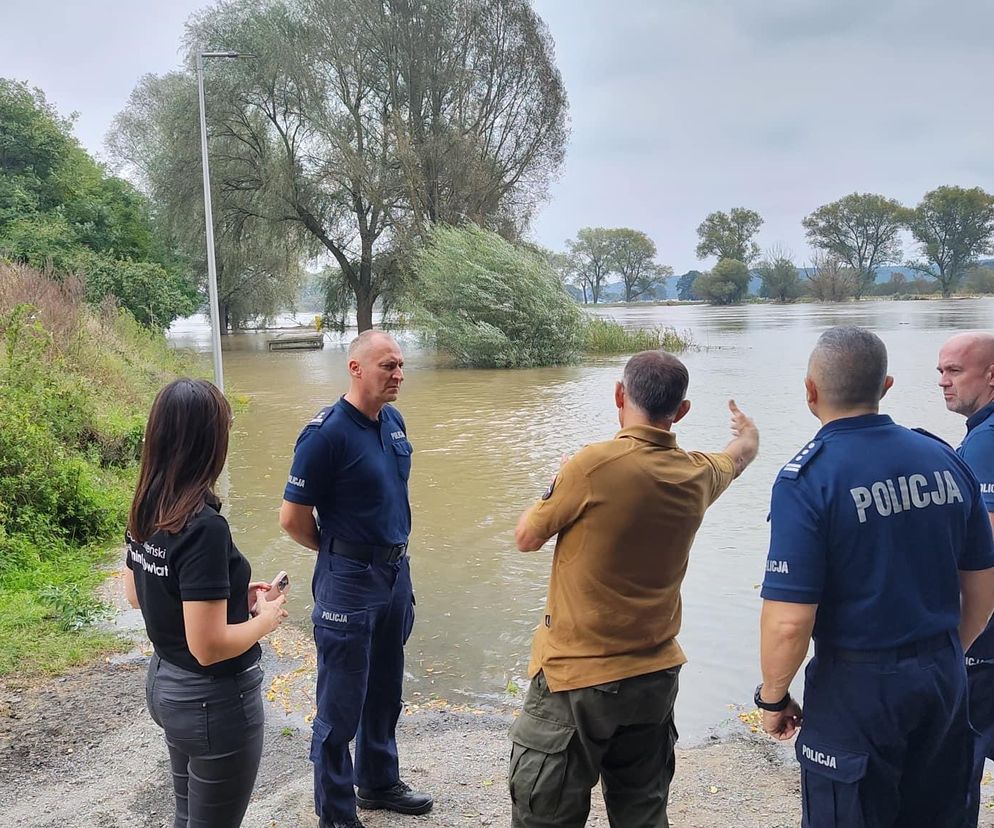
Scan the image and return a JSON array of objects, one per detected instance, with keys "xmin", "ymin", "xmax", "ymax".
[{"xmin": 508, "ymin": 666, "xmax": 680, "ymax": 828}]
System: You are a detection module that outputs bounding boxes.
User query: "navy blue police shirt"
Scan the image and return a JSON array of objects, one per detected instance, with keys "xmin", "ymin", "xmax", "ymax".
[
  {"xmin": 762, "ymin": 414, "xmax": 994, "ymax": 650},
  {"xmin": 958, "ymin": 401, "xmax": 994, "ymax": 661},
  {"xmin": 282, "ymin": 397, "xmax": 412, "ymax": 548},
  {"xmin": 125, "ymin": 500, "xmax": 260, "ymax": 677}
]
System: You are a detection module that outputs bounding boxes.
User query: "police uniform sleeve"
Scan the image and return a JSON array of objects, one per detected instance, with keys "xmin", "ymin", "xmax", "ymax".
[
  {"xmin": 760, "ymin": 478, "xmax": 826, "ymax": 604},
  {"xmin": 961, "ymin": 427, "xmax": 994, "ymax": 512},
  {"xmin": 523, "ymin": 454, "xmax": 590, "ymax": 540},
  {"xmin": 174, "ymin": 514, "xmax": 233, "ymax": 601},
  {"xmin": 283, "ymin": 428, "xmax": 333, "ymax": 507}
]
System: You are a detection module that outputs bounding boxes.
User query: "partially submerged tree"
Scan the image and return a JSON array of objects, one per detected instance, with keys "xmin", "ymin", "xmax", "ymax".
[
  {"xmin": 756, "ymin": 246, "xmax": 801, "ymax": 302},
  {"xmin": 806, "ymin": 254, "xmax": 858, "ymax": 302},
  {"xmin": 695, "ymin": 208, "xmax": 763, "ymax": 265},
  {"xmin": 565, "ymin": 227, "xmax": 615, "ymax": 304},
  {"xmin": 693, "ymin": 258, "xmax": 751, "ymax": 305},
  {"xmin": 802, "ymin": 193, "xmax": 907, "ymax": 299},
  {"xmin": 608, "ymin": 228, "xmax": 671, "ymax": 302},
  {"xmin": 111, "ymin": 0, "xmax": 568, "ymax": 331},
  {"xmin": 411, "ymin": 224, "xmax": 585, "ymax": 367},
  {"xmin": 907, "ymin": 186, "xmax": 994, "ymax": 298}
]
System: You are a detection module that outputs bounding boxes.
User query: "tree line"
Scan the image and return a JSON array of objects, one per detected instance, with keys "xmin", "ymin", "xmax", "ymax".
[{"xmin": 557, "ymin": 190, "xmax": 994, "ymax": 307}]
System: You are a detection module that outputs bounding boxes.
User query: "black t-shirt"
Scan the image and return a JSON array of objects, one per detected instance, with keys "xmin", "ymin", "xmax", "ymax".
[{"xmin": 125, "ymin": 501, "xmax": 261, "ymax": 676}]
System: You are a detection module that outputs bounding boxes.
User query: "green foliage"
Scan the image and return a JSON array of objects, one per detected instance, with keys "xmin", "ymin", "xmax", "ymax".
[
  {"xmin": 756, "ymin": 253, "xmax": 802, "ymax": 302},
  {"xmin": 0, "ymin": 263, "xmax": 200, "ymax": 676},
  {"xmin": 412, "ymin": 225, "xmax": 586, "ymax": 368},
  {"xmin": 908, "ymin": 186, "xmax": 994, "ymax": 298},
  {"xmin": 583, "ymin": 318, "xmax": 692, "ymax": 354},
  {"xmin": 695, "ymin": 208, "xmax": 763, "ymax": 265},
  {"xmin": 693, "ymin": 258, "xmax": 752, "ymax": 305},
  {"xmin": 802, "ymin": 193, "xmax": 908, "ymax": 299},
  {"xmin": 963, "ymin": 266, "xmax": 994, "ymax": 295},
  {"xmin": 675, "ymin": 271, "xmax": 702, "ymax": 301},
  {"xmin": 0, "ymin": 78, "xmax": 196, "ymax": 328}
]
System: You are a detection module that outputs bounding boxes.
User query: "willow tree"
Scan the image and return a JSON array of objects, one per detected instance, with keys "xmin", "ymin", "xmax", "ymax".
[{"xmin": 111, "ymin": 0, "xmax": 568, "ymax": 331}]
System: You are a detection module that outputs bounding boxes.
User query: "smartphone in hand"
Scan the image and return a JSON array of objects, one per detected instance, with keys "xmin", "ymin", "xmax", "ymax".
[
  {"xmin": 251, "ymin": 571, "xmax": 290, "ymax": 615},
  {"xmin": 269, "ymin": 570, "xmax": 290, "ymax": 597}
]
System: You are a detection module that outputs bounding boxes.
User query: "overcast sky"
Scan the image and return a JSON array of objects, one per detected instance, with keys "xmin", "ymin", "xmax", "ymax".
[{"xmin": 4, "ymin": 0, "xmax": 992, "ymax": 272}]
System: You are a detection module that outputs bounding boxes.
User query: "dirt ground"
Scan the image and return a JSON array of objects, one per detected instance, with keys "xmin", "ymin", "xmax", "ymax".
[{"xmin": 2, "ymin": 604, "xmax": 993, "ymax": 828}]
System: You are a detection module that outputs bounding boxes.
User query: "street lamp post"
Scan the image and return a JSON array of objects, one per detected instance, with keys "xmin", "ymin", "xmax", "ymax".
[{"xmin": 195, "ymin": 49, "xmax": 243, "ymax": 393}]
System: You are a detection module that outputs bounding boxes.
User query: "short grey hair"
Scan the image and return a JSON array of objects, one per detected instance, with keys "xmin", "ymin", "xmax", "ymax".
[
  {"xmin": 810, "ymin": 326, "xmax": 888, "ymax": 408},
  {"xmin": 348, "ymin": 329, "xmax": 394, "ymax": 358}
]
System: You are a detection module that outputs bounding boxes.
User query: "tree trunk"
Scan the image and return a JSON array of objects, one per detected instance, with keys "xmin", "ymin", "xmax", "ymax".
[
  {"xmin": 355, "ymin": 293, "xmax": 374, "ymax": 332},
  {"xmin": 220, "ymin": 301, "xmax": 231, "ymax": 336}
]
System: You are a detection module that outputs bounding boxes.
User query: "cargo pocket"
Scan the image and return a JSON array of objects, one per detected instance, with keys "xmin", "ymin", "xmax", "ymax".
[
  {"xmin": 796, "ymin": 736, "xmax": 868, "ymax": 827},
  {"xmin": 310, "ymin": 716, "xmax": 333, "ymax": 764},
  {"xmin": 403, "ymin": 595, "xmax": 416, "ymax": 646},
  {"xmin": 312, "ymin": 602, "xmax": 369, "ymax": 673},
  {"xmin": 508, "ymin": 710, "xmax": 576, "ymax": 820}
]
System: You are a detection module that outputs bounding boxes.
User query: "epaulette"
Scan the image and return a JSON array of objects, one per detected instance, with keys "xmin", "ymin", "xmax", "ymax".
[
  {"xmin": 778, "ymin": 438, "xmax": 823, "ymax": 480},
  {"xmin": 307, "ymin": 405, "xmax": 336, "ymax": 427},
  {"xmin": 294, "ymin": 405, "xmax": 335, "ymax": 448},
  {"xmin": 912, "ymin": 427, "xmax": 953, "ymax": 449}
]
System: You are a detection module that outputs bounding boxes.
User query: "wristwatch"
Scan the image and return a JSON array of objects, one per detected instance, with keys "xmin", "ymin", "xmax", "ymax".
[{"xmin": 754, "ymin": 684, "xmax": 791, "ymax": 712}]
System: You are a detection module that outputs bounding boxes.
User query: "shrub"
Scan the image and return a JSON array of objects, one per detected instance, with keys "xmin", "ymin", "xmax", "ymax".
[
  {"xmin": 583, "ymin": 318, "xmax": 692, "ymax": 354},
  {"xmin": 412, "ymin": 225, "xmax": 587, "ymax": 368},
  {"xmin": 693, "ymin": 258, "xmax": 751, "ymax": 305}
]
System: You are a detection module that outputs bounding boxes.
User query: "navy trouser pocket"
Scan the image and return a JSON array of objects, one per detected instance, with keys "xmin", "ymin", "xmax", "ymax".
[
  {"xmin": 312, "ymin": 601, "xmax": 369, "ymax": 673},
  {"xmin": 797, "ymin": 736, "xmax": 868, "ymax": 827},
  {"xmin": 509, "ymin": 710, "xmax": 576, "ymax": 819}
]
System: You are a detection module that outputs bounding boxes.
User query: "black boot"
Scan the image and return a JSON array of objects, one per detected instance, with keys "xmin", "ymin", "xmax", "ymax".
[
  {"xmin": 356, "ymin": 780, "xmax": 433, "ymax": 815},
  {"xmin": 318, "ymin": 818, "xmax": 366, "ymax": 828}
]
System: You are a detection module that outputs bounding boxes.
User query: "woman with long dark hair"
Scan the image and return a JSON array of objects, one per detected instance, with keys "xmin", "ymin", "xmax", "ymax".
[{"xmin": 123, "ymin": 378, "xmax": 287, "ymax": 828}]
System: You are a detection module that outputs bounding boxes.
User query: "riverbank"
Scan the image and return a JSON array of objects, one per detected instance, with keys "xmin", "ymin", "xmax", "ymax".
[
  {"xmin": 0, "ymin": 610, "xmax": 803, "ymax": 828},
  {"xmin": 5, "ymin": 581, "xmax": 994, "ymax": 828}
]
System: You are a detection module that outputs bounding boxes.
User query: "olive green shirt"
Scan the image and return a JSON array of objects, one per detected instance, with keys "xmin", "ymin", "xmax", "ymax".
[{"xmin": 523, "ymin": 425, "xmax": 735, "ymax": 691}]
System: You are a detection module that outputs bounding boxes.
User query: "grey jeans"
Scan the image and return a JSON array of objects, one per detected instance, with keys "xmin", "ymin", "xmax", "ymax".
[
  {"xmin": 509, "ymin": 667, "xmax": 681, "ymax": 828},
  {"xmin": 145, "ymin": 653, "xmax": 266, "ymax": 828}
]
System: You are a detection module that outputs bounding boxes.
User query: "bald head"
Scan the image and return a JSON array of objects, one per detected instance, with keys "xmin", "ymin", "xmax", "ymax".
[
  {"xmin": 349, "ymin": 330, "xmax": 398, "ymax": 362},
  {"xmin": 937, "ymin": 331, "xmax": 994, "ymax": 417},
  {"xmin": 808, "ymin": 327, "xmax": 889, "ymax": 410}
]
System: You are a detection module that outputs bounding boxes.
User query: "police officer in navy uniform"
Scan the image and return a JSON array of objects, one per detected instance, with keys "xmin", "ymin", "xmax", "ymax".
[
  {"xmin": 937, "ymin": 331, "xmax": 994, "ymax": 824},
  {"xmin": 757, "ymin": 326, "xmax": 994, "ymax": 827},
  {"xmin": 279, "ymin": 330, "xmax": 431, "ymax": 828}
]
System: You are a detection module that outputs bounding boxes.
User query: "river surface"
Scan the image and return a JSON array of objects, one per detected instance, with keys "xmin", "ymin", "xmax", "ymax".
[{"xmin": 168, "ymin": 299, "xmax": 994, "ymax": 742}]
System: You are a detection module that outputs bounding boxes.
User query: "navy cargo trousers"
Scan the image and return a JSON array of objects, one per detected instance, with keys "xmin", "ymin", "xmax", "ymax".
[
  {"xmin": 796, "ymin": 632, "xmax": 971, "ymax": 827},
  {"xmin": 310, "ymin": 550, "xmax": 415, "ymax": 824}
]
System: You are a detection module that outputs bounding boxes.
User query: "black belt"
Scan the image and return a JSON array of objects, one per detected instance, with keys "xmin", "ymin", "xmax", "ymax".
[
  {"xmin": 331, "ymin": 538, "xmax": 408, "ymax": 564},
  {"xmin": 817, "ymin": 631, "xmax": 951, "ymax": 664}
]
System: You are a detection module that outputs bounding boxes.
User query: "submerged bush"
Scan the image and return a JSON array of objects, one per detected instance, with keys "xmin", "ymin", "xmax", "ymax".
[
  {"xmin": 412, "ymin": 225, "xmax": 587, "ymax": 368},
  {"xmin": 583, "ymin": 318, "xmax": 692, "ymax": 354}
]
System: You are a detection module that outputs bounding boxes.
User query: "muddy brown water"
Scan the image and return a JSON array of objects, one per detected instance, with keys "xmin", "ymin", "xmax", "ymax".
[{"xmin": 166, "ymin": 298, "xmax": 994, "ymax": 741}]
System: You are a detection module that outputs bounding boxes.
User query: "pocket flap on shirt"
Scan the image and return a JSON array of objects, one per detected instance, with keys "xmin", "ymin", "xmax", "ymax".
[
  {"xmin": 796, "ymin": 736, "xmax": 868, "ymax": 783},
  {"xmin": 509, "ymin": 710, "xmax": 575, "ymax": 754}
]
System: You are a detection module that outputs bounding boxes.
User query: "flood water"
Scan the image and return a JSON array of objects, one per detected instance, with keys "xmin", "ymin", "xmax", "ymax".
[{"xmin": 168, "ymin": 299, "xmax": 994, "ymax": 742}]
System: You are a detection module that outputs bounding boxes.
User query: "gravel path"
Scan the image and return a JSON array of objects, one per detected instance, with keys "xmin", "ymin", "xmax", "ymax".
[{"xmin": 2, "ymin": 605, "xmax": 992, "ymax": 827}]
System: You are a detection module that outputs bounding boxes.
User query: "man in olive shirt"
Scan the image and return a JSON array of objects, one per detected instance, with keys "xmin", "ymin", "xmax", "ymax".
[{"xmin": 510, "ymin": 350, "xmax": 759, "ymax": 828}]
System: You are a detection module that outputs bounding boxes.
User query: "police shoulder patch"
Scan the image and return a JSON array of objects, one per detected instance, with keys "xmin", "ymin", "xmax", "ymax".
[
  {"xmin": 778, "ymin": 439, "xmax": 823, "ymax": 480},
  {"xmin": 911, "ymin": 427, "xmax": 953, "ymax": 449}
]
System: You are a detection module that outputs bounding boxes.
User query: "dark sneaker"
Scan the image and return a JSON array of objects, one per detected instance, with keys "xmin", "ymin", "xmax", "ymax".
[
  {"xmin": 318, "ymin": 819, "xmax": 365, "ymax": 828},
  {"xmin": 356, "ymin": 780, "xmax": 433, "ymax": 815}
]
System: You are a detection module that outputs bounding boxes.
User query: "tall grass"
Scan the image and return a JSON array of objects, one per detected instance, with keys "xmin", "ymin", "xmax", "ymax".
[
  {"xmin": 0, "ymin": 262, "xmax": 200, "ymax": 677},
  {"xmin": 583, "ymin": 317, "xmax": 693, "ymax": 354}
]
